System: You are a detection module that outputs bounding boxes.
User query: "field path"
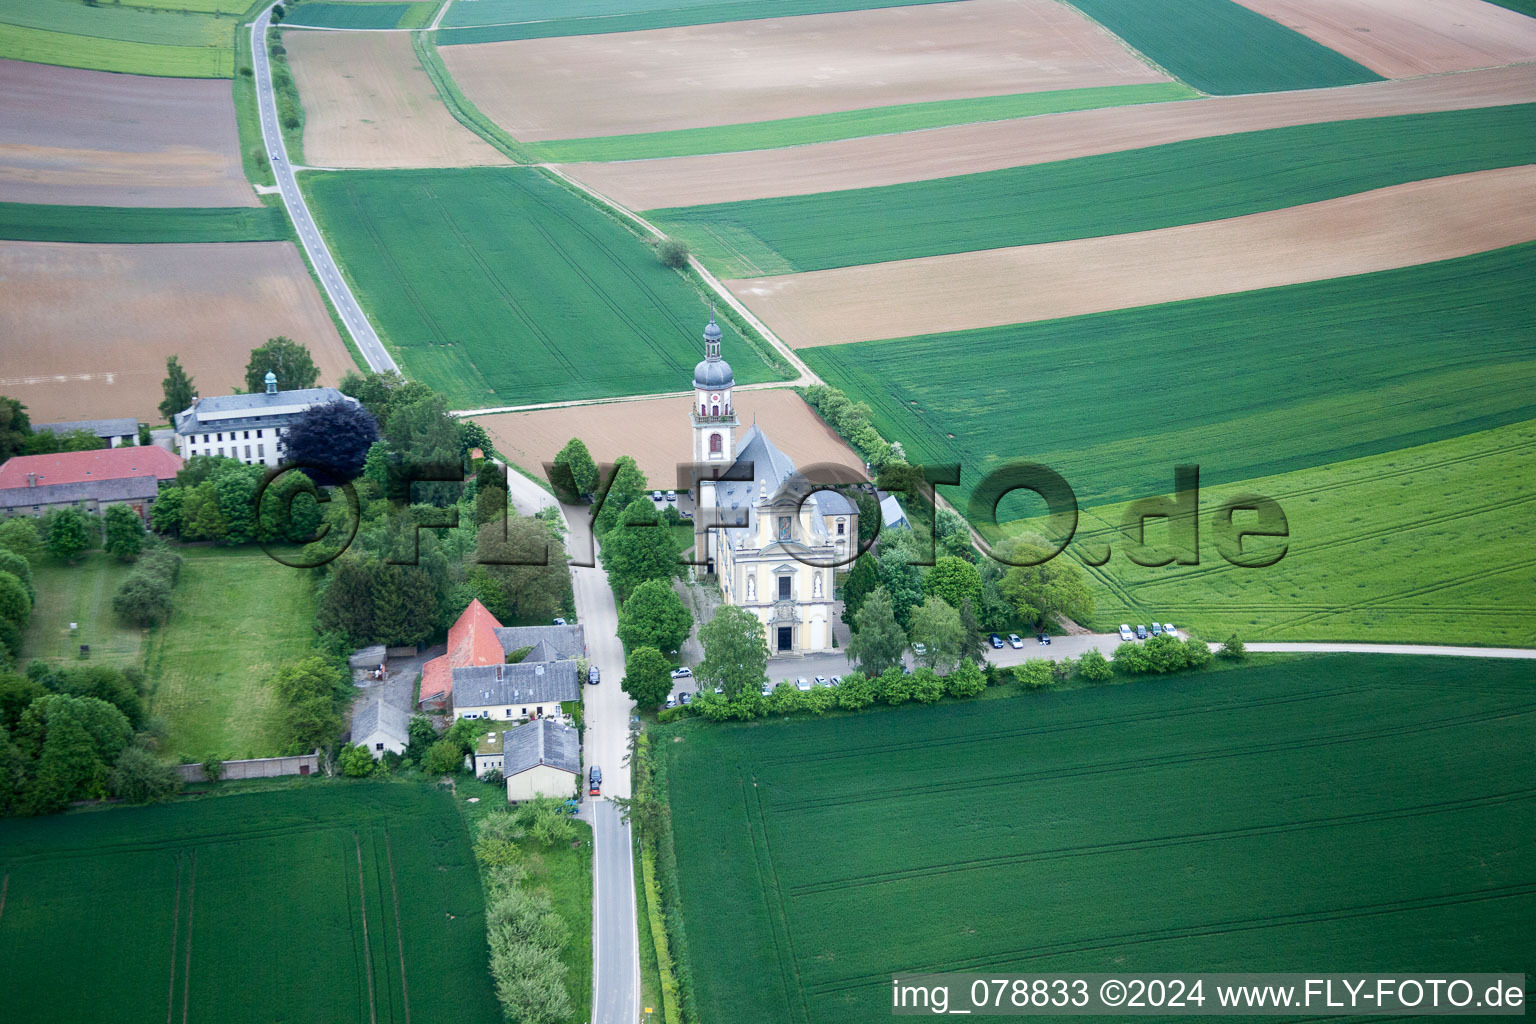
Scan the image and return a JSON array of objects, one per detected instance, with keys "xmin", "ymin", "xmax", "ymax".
[
  {"xmin": 725, "ymin": 165, "xmax": 1536, "ymax": 347},
  {"xmin": 251, "ymin": 4, "xmax": 398, "ymax": 374}
]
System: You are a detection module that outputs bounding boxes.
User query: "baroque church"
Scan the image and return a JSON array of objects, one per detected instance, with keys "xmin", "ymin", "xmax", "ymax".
[{"xmin": 688, "ymin": 315, "xmax": 858, "ymax": 657}]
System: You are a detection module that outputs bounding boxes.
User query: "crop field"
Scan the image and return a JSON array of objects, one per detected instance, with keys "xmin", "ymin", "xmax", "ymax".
[
  {"xmin": 0, "ymin": 0, "xmax": 240, "ymax": 78},
  {"xmin": 0, "ymin": 202, "xmax": 288, "ymax": 243},
  {"xmin": 1069, "ymin": 0, "xmax": 1381, "ymax": 95},
  {"xmin": 662, "ymin": 655, "xmax": 1536, "ymax": 1024},
  {"xmin": 1021, "ymin": 420, "xmax": 1536, "ymax": 647},
  {"xmin": 530, "ymin": 83, "xmax": 1197, "ymax": 163},
  {"xmin": 0, "ymin": 240, "xmax": 354, "ymax": 424},
  {"xmin": 728, "ymin": 167, "xmax": 1536, "ymax": 347},
  {"xmin": 0, "ymin": 784, "xmax": 502, "ymax": 1024},
  {"xmin": 1231, "ymin": 0, "xmax": 1536, "ymax": 77},
  {"xmin": 145, "ymin": 547, "xmax": 320, "ymax": 761},
  {"xmin": 440, "ymin": 0, "xmax": 1167, "ymax": 141},
  {"xmin": 284, "ymin": 2, "xmax": 438, "ymax": 30},
  {"xmin": 284, "ymin": 29, "xmax": 509, "ymax": 169},
  {"xmin": 301, "ymin": 167, "xmax": 791, "ymax": 408},
  {"xmin": 565, "ymin": 63, "xmax": 1536, "ymax": 209},
  {"xmin": 0, "ymin": 59, "xmax": 254, "ymax": 208},
  {"xmin": 650, "ymin": 103, "xmax": 1536, "ymax": 276},
  {"xmin": 803, "ymin": 242, "xmax": 1536, "ymax": 512},
  {"xmin": 439, "ymin": 0, "xmax": 961, "ymax": 41}
]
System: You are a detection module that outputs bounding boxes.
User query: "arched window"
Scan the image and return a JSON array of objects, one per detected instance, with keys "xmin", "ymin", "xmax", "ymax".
[
  {"xmin": 712, "ymin": 403, "xmax": 719, "ymax": 416},
  {"xmin": 710, "ymin": 433, "xmax": 722, "ymax": 454}
]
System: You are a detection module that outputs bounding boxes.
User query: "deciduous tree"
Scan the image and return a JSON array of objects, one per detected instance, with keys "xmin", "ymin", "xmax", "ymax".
[
  {"xmin": 621, "ymin": 646, "xmax": 673, "ymax": 709},
  {"xmin": 43, "ymin": 508, "xmax": 92, "ymax": 562},
  {"xmin": 158, "ymin": 356, "xmax": 194, "ymax": 423},
  {"xmin": 846, "ymin": 586, "xmax": 905, "ymax": 677},
  {"xmin": 281, "ymin": 400, "xmax": 379, "ymax": 484},
  {"xmin": 617, "ymin": 578, "xmax": 692, "ymax": 654},
  {"xmin": 997, "ymin": 541, "xmax": 1094, "ymax": 628},
  {"xmin": 245, "ymin": 336, "xmax": 319, "ymax": 393},
  {"xmin": 550, "ymin": 437, "xmax": 598, "ymax": 503},
  {"xmin": 908, "ymin": 596, "xmax": 963, "ymax": 673},
  {"xmin": 102, "ymin": 505, "xmax": 144, "ymax": 561},
  {"xmin": 696, "ymin": 605, "xmax": 768, "ymax": 698},
  {"xmin": 600, "ymin": 498, "xmax": 677, "ymax": 600}
]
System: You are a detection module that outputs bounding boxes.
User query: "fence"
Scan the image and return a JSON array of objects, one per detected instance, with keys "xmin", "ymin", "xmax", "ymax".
[{"xmin": 178, "ymin": 752, "xmax": 319, "ymax": 783}]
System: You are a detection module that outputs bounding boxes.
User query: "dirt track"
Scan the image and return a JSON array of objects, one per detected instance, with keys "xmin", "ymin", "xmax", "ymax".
[
  {"xmin": 442, "ymin": 0, "xmax": 1166, "ymax": 141},
  {"xmin": 726, "ymin": 166, "xmax": 1536, "ymax": 347},
  {"xmin": 284, "ymin": 30, "xmax": 508, "ymax": 169},
  {"xmin": 0, "ymin": 59, "xmax": 253, "ymax": 207},
  {"xmin": 1232, "ymin": 0, "xmax": 1536, "ymax": 78},
  {"xmin": 0, "ymin": 242, "xmax": 355, "ymax": 424},
  {"xmin": 562, "ymin": 63, "xmax": 1536, "ymax": 209},
  {"xmin": 476, "ymin": 389, "xmax": 865, "ymax": 488}
]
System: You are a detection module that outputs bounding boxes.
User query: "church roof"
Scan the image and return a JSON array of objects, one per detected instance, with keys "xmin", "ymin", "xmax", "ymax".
[
  {"xmin": 693, "ymin": 357, "xmax": 733, "ymax": 389},
  {"xmin": 715, "ymin": 425, "xmax": 857, "ymax": 545}
]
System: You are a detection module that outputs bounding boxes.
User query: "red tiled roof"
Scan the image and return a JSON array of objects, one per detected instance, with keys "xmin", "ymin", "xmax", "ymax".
[
  {"xmin": 419, "ymin": 599, "xmax": 505, "ymax": 705},
  {"xmin": 0, "ymin": 446, "xmax": 182, "ymax": 489}
]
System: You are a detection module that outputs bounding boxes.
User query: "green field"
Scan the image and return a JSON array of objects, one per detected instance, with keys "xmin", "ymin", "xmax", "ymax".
[
  {"xmin": 302, "ymin": 166, "xmax": 793, "ymax": 408},
  {"xmin": 438, "ymin": 0, "xmax": 958, "ymax": 42},
  {"xmin": 1486, "ymin": 0, "xmax": 1536, "ymax": 16},
  {"xmin": 23, "ymin": 551, "xmax": 146, "ymax": 666},
  {"xmin": 0, "ymin": 0, "xmax": 240, "ymax": 77},
  {"xmin": 1070, "ymin": 0, "xmax": 1381, "ymax": 95},
  {"xmin": 1017, "ymin": 421, "xmax": 1536, "ymax": 646},
  {"xmin": 651, "ymin": 104, "xmax": 1536, "ymax": 276},
  {"xmin": 0, "ymin": 784, "xmax": 502, "ymax": 1024},
  {"xmin": 530, "ymin": 83, "xmax": 1198, "ymax": 162},
  {"xmin": 0, "ymin": 203, "xmax": 288, "ymax": 243},
  {"xmin": 143, "ymin": 547, "xmax": 319, "ymax": 761},
  {"xmin": 806, "ymin": 242, "xmax": 1536, "ymax": 510},
  {"xmin": 283, "ymin": 1, "xmax": 436, "ymax": 30},
  {"xmin": 661, "ymin": 655, "xmax": 1536, "ymax": 1024}
]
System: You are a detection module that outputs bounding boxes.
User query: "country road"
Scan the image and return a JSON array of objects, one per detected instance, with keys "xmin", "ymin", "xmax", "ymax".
[{"xmin": 251, "ymin": 5, "xmax": 398, "ymax": 374}]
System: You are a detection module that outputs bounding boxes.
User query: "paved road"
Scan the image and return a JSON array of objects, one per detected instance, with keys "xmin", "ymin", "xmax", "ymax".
[
  {"xmin": 250, "ymin": 6, "xmax": 398, "ymax": 374},
  {"xmin": 501, "ymin": 465, "xmax": 639, "ymax": 1024}
]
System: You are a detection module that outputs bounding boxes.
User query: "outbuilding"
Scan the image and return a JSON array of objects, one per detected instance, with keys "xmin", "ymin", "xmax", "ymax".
[{"xmin": 503, "ymin": 718, "xmax": 580, "ymax": 802}]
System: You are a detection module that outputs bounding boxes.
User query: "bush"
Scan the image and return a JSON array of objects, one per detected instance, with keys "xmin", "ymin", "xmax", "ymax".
[
  {"xmin": 1184, "ymin": 638, "xmax": 1214, "ymax": 669},
  {"xmin": 657, "ymin": 705, "xmax": 688, "ymax": 724},
  {"xmin": 911, "ymin": 668, "xmax": 945, "ymax": 703},
  {"xmin": 1112, "ymin": 641, "xmax": 1151, "ymax": 674},
  {"xmin": 945, "ymin": 661, "xmax": 987, "ymax": 698},
  {"xmin": 1014, "ymin": 660, "xmax": 1055, "ymax": 689},
  {"xmin": 1077, "ymin": 648, "xmax": 1113, "ymax": 682},
  {"xmin": 110, "ymin": 746, "xmax": 182, "ymax": 804},
  {"xmin": 202, "ymin": 757, "xmax": 223, "ymax": 781},
  {"xmin": 112, "ymin": 571, "xmax": 173, "ymax": 627},
  {"xmin": 834, "ymin": 673, "xmax": 875, "ymax": 710},
  {"xmin": 1219, "ymin": 633, "xmax": 1248, "ymax": 660},
  {"xmin": 424, "ymin": 737, "xmax": 464, "ymax": 775},
  {"xmin": 656, "ymin": 238, "xmax": 689, "ymax": 269},
  {"xmin": 338, "ymin": 743, "xmax": 375, "ymax": 777}
]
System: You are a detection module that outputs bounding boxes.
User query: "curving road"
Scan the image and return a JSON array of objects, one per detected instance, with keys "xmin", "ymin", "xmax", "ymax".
[{"xmin": 250, "ymin": 5, "xmax": 398, "ymax": 374}]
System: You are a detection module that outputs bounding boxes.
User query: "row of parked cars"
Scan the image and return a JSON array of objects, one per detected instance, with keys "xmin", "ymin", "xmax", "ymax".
[{"xmin": 1119, "ymin": 622, "xmax": 1178, "ymax": 641}]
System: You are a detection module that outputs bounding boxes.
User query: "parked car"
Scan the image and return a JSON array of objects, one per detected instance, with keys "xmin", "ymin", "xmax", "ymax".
[
  {"xmin": 680, "ymin": 691, "xmax": 693, "ymax": 705},
  {"xmin": 1119, "ymin": 624, "xmax": 1135, "ymax": 641},
  {"xmin": 587, "ymin": 665, "xmax": 600, "ymax": 685},
  {"xmin": 665, "ymin": 490, "xmax": 678, "ymax": 502},
  {"xmin": 1163, "ymin": 623, "xmax": 1177, "ymax": 637},
  {"xmin": 760, "ymin": 683, "xmax": 774, "ymax": 697},
  {"xmin": 713, "ymin": 686, "xmax": 723, "ymax": 694},
  {"xmin": 989, "ymin": 633, "xmax": 1004, "ymax": 649},
  {"xmin": 1008, "ymin": 634, "xmax": 1024, "ymax": 649},
  {"xmin": 813, "ymin": 676, "xmax": 829, "ymax": 687},
  {"xmin": 670, "ymin": 666, "xmax": 692, "ymax": 679},
  {"xmin": 588, "ymin": 765, "xmax": 602, "ymax": 796},
  {"xmin": 1136, "ymin": 624, "xmax": 1149, "ymax": 640},
  {"xmin": 665, "ymin": 696, "xmax": 677, "ymax": 708},
  {"xmin": 796, "ymin": 677, "xmax": 812, "ymax": 691},
  {"xmin": 1149, "ymin": 622, "xmax": 1163, "ymax": 636},
  {"xmin": 552, "ymin": 617, "xmax": 567, "ymax": 626},
  {"xmin": 1037, "ymin": 633, "xmax": 1051, "ymax": 646},
  {"xmin": 828, "ymin": 676, "xmax": 841, "ymax": 687},
  {"xmin": 650, "ymin": 490, "xmax": 664, "ymax": 501},
  {"xmin": 912, "ymin": 642, "xmax": 928, "ymax": 657}
]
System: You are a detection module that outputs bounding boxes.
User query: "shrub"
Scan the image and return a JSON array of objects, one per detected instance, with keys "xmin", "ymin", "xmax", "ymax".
[
  {"xmin": 1219, "ymin": 633, "xmax": 1248, "ymax": 660},
  {"xmin": 1143, "ymin": 634, "xmax": 1188, "ymax": 673},
  {"xmin": 1077, "ymin": 648, "xmax": 1114, "ymax": 682},
  {"xmin": 202, "ymin": 757, "xmax": 223, "ymax": 781},
  {"xmin": 110, "ymin": 746, "xmax": 182, "ymax": 804},
  {"xmin": 945, "ymin": 661, "xmax": 987, "ymax": 698},
  {"xmin": 804, "ymin": 686, "xmax": 836, "ymax": 715},
  {"xmin": 424, "ymin": 737, "xmax": 464, "ymax": 775},
  {"xmin": 911, "ymin": 667, "xmax": 945, "ymax": 704},
  {"xmin": 1112, "ymin": 641, "xmax": 1151, "ymax": 674},
  {"xmin": 657, "ymin": 705, "xmax": 688, "ymax": 724},
  {"xmin": 835, "ymin": 673, "xmax": 875, "ymax": 710},
  {"xmin": 1184, "ymin": 638, "xmax": 1214, "ymax": 669},
  {"xmin": 112, "ymin": 571, "xmax": 173, "ymax": 627},
  {"xmin": 1015, "ymin": 660, "xmax": 1055, "ymax": 689},
  {"xmin": 656, "ymin": 238, "xmax": 689, "ymax": 269},
  {"xmin": 338, "ymin": 743, "xmax": 375, "ymax": 777}
]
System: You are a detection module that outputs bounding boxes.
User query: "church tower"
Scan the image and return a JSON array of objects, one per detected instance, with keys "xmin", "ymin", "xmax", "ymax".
[{"xmin": 690, "ymin": 310, "xmax": 737, "ymax": 464}]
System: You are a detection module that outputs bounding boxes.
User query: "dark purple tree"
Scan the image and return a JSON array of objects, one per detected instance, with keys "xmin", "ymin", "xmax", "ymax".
[{"xmin": 282, "ymin": 400, "xmax": 378, "ymax": 484}]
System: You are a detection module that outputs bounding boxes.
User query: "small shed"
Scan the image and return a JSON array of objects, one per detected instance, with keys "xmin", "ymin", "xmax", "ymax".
[
  {"xmin": 351, "ymin": 701, "xmax": 409, "ymax": 759},
  {"xmin": 473, "ymin": 730, "xmax": 505, "ymax": 778},
  {"xmin": 503, "ymin": 719, "xmax": 580, "ymax": 802},
  {"xmin": 349, "ymin": 645, "xmax": 387, "ymax": 684}
]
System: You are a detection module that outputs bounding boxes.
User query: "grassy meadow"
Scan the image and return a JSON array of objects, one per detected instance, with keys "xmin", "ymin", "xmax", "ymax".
[
  {"xmin": 0, "ymin": 784, "xmax": 501, "ymax": 1024},
  {"xmin": 661, "ymin": 655, "xmax": 1536, "ymax": 1024},
  {"xmin": 531, "ymin": 83, "xmax": 1198, "ymax": 162},
  {"xmin": 283, "ymin": 2, "xmax": 437, "ymax": 30},
  {"xmin": 0, "ymin": 0, "xmax": 243, "ymax": 77},
  {"xmin": 0, "ymin": 203, "xmax": 288, "ymax": 243},
  {"xmin": 1069, "ymin": 0, "xmax": 1381, "ymax": 95},
  {"xmin": 23, "ymin": 551, "xmax": 146, "ymax": 666},
  {"xmin": 651, "ymin": 104, "xmax": 1536, "ymax": 275},
  {"xmin": 301, "ymin": 166, "xmax": 793, "ymax": 408}
]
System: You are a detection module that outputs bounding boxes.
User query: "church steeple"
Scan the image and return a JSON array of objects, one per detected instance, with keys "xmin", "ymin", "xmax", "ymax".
[{"xmin": 691, "ymin": 306, "xmax": 737, "ymax": 463}]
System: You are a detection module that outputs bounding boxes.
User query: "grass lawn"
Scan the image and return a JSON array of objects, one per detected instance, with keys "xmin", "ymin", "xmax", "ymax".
[
  {"xmin": 0, "ymin": 203, "xmax": 288, "ymax": 243},
  {"xmin": 0, "ymin": 0, "xmax": 241, "ymax": 77},
  {"xmin": 301, "ymin": 166, "xmax": 793, "ymax": 409},
  {"xmin": 525, "ymin": 819, "xmax": 595, "ymax": 1022},
  {"xmin": 1070, "ymin": 0, "xmax": 1381, "ymax": 95},
  {"xmin": 659, "ymin": 655, "xmax": 1536, "ymax": 1024},
  {"xmin": 438, "ymin": 0, "xmax": 958, "ymax": 41},
  {"xmin": 144, "ymin": 546, "xmax": 318, "ymax": 761},
  {"xmin": 651, "ymin": 103, "xmax": 1536, "ymax": 275},
  {"xmin": 23, "ymin": 550, "xmax": 146, "ymax": 667},
  {"xmin": 529, "ymin": 83, "xmax": 1198, "ymax": 162},
  {"xmin": 0, "ymin": 782, "xmax": 501, "ymax": 1024}
]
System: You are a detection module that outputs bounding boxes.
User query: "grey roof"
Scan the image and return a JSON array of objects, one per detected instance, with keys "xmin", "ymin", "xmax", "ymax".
[
  {"xmin": 34, "ymin": 418, "xmax": 139, "ymax": 439},
  {"xmin": 714, "ymin": 425, "xmax": 863, "ymax": 545},
  {"xmin": 520, "ymin": 640, "xmax": 556, "ymax": 665},
  {"xmin": 693, "ymin": 356, "xmax": 733, "ymax": 389},
  {"xmin": 453, "ymin": 660, "xmax": 581, "ymax": 708},
  {"xmin": 351, "ymin": 700, "xmax": 409, "ymax": 743},
  {"xmin": 173, "ymin": 387, "xmax": 355, "ymax": 436},
  {"xmin": 503, "ymin": 718, "xmax": 580, "ymax": 776},
  {"xmin": 349, "ymin": 645, "xmax": 387, "ymax": 669},
  {"xmin": 494, "ymin": 624, "xmax": 585, "ymax": 661},
  {"xmin": 880, "ymin": 493, "xmax": 909, "ymax": 528},
  {"xmin": 0, "ymin": 475, "xmax": 159, "ymax": 509}
]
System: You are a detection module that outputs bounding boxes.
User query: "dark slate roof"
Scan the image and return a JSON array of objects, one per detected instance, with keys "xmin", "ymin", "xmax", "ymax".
[
  {"xmin": 693, "ymin": 357, "xmax": 733, "ymax": 389},
  {"xmin": 173, "ymin": 387, "xmax": 355, "ymax": 436},
  {"xmin": 713, "ymin": 425, "xmax": 857, "ymax": 543},
  {"xmin": 494, "ymin": 624, "xmax": 585, "ymax": 661},
  {"xmin": 504, "ymin": 718, "xmax": 580, "ymax": 776},
  {"xmin": 452, "ymin": 660, "xmax": 581, "ymax": 707},
  {"xmin": 34, "ymin": 418, "xmax": 139, "ymax": 439},
  {"xmin": 351, "ymin": 700, "xmax": 409, "ymax": 743},
  {"xmin": 0, "ymin": 475, "xmax": 159, "ymax": 509}
]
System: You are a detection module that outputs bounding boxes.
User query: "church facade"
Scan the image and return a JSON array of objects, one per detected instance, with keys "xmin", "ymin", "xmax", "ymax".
[{"xmin": 689, "ymin": 315, "xmax": 857, "ymax": 657}]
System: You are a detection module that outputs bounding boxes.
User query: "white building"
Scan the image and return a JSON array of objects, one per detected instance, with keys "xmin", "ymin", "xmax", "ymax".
[
  {"xmin": 171, "ymin": 372, "xmax": 358, "ymax": 468},
  {"xmin": 690, "ymin": 316, "xmax": 858, "ymax": 657},
  {"xmin": 350, "ymin": 701, "xmax": 409, "ymax": 759},
  {"xmin": 502, "ymin": 719, "xmax": 581, "ymax": 802}
]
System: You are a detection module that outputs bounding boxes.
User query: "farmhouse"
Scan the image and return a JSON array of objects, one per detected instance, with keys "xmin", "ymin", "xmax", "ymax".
[
  {"xmin": 0, "ymin": 445, "xmax": 182, "ymax": 519},
  {"xmin": 32, "ymin": 417, "xmax": 140, "ymax": 448},
  {"xmin": 349, "ymin": 700, "xmax": 409, "ymax": 759},
  {"xmin": 171, "ymin": 372, "xmax": 358, "ymax": 468},
  {"xmin": 451, "ymin": 660, "xmax": 581, "ymax": 723},
  {"xmin": 502, "ymin": 718, "xmax": 581, "ymax": 803},
  {"xmin": 419, "ymin": 599, "xmax": 586, "ymax": 710},
  {"xmin": 690, "ymin": 316, "xmax": 856, "ymax": 656}
]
